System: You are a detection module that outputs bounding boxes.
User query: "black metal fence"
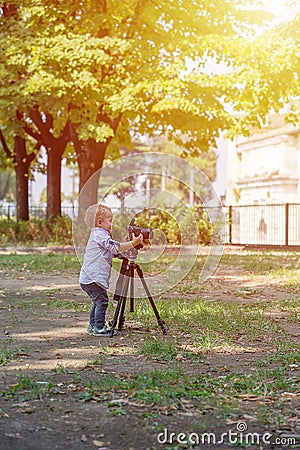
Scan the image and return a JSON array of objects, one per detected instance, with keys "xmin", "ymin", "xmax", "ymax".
[
  {"xmin": 1, "ymin": 202, "xmax": 300, "ymax": 247},
  {"xmin": 227, "ymin": 203, "xmax": 300, "ymax": 247},
  {"xmin": 0, "ymin": 204, "xmax": 77, "ymax": 220}
]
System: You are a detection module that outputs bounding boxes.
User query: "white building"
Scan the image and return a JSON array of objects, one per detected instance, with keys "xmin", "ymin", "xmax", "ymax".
[
  {"xmin": 225, "ymin": 116, "xmax": 300, "ymax": 246},
  {"xmin": 226, "ymin": 116, "xmax": 300, "ymax": 206}
]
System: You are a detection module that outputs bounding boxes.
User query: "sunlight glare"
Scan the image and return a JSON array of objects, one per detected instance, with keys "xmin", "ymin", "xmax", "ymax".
[{"xmin": 256, "ymin": 0, "xmax": 289, "ymax": 15}]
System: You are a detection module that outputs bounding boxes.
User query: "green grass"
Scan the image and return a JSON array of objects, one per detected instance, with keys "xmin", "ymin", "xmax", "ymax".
[
  {"xmin": 1, "ymin": 249, "xmax": 300, "ymax": 445},
  {"xmin": 79, "ymin": 350, "xmax": 300, "ymax": 407},
  {"xmin": 0, "ymin": 346, "xmax": 29, "ymax": 366},
  {"xmin": 14, "ymin": 294, "xmax": 90, "ymax": 312},
  {"xmin": 0, "ymin": 253, "xmax": 80, "ymax": 273},
  {"xmin": 256, "ymin": 340, "xmax": 300, "ymax": 367},
  {"xmin": 0, "ymin": 252, "xmax": 298, "ymax": 358},
  {"xmin": 221, "ymin": 252, "xmax": 300, "ymax": 276},
  {"xmin": 0, "ymin": 373, "xmax": 53, "ymax": 401},
  {"xmin": 139, "ymin": 339, "xmax": 180, "ymax": 362},
  {"xmin": 130, "ymin": 296, "xmax": 281, "ymax": 344},
  {"xmin": 0, "ymin": 250, "xmax": 299, "ymax": 281}
]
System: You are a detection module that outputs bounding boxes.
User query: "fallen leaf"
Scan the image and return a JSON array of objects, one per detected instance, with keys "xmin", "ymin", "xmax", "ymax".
[
  {"xmin": 19, "ymin": 407, "xmax": 34, "ymax": 414},
  {"xmin": 281, "ymin": 392, "xmax": 299, "ymax": 398},
  {"xmin": 93, "ymin": 440, "xmax": 110, "ymax": 447},
  {"xmin": 4, "ymin": 433, "xmax": 22, "ymax": 439},
  {"xmin": 237, "ymin": 394, "xmax": 263, "ymax": 401}
]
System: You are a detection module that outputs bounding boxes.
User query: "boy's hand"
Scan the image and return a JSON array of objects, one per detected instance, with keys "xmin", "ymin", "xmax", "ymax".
[{"xmin": 132, "ymin": 233, "xmax": 143, "ymax": 247}]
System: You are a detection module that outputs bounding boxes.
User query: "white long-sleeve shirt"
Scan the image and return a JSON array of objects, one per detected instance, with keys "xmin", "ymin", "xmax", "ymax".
[{"xmin": 79, "ymin": 228, "xmax": 120, "ymax": 289}]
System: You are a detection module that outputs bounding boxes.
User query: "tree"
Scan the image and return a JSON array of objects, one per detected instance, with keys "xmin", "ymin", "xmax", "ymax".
[
  {"xmin": 23, "ymin": 108, "xmax": 70, "ymax": 220},
  {"xmin": 224, "ymin": 2, "xmax": 300, "ymax": 135},
  {"xmin": 0, "ymin": 2, "xmax": 72, "ymax": 221},
  {"xmin": 0, "ymin": 3, "xmax": 39, "ymax": 220},
  {"xmin": 1, "ymin": 0, "xmax": 299, "ymax": 219},
  {"xmin": 0, "ymin": 129, "xmax": 36, "ymax": 220}
]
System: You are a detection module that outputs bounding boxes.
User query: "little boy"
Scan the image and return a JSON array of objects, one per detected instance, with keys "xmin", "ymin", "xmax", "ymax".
[{"xmin": 79, "ymin": 204, "xmax": 143, "ymax": 336}]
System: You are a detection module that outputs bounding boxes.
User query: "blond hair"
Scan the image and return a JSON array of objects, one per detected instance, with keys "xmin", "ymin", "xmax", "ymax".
[{"xmin": 84, "ymin": 204, "xmax": 112, "ymax": 228}]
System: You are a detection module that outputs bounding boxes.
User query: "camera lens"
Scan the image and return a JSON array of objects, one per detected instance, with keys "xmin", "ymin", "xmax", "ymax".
[{"xmin": 141, "ymin": 228, "xmax": 153, "ymax": 240}]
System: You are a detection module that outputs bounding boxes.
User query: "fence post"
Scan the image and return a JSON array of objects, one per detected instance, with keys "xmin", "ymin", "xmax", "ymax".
[
  {"xmin": 285, "ymin": 203, "xmax": 289, "ymax": 246},
  {"xmin": 229, "ymin": 205, "xmax": 232, "ymax": 244}
]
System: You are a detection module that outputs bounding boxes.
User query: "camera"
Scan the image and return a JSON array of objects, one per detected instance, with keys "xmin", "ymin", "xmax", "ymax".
[
  {"xmin": 126, "ymin": 225, "xmax": 153, "ymax": 250},
  {"xmin": 126, "ymin": 225, "xmax": 153, "ymax": 241}
]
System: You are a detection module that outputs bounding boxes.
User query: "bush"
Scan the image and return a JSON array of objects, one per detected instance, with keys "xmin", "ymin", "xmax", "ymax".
[
  {"xmin": 112, "ymin": 206, "xmax": 213, "ymax": 246},
  {"xmin": 0, "ymin": 216, "xmax": 73, "ymax": 246},
  {"xmin": 0, "ymin": 207, "xmax": 217, "ymax": 247}
]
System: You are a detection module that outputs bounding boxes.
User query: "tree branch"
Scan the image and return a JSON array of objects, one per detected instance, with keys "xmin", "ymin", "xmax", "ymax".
[
  {"xmin": 29, "ymin": 106, "xmax": 50, "ymax": 136},
  {"xmin": 97, "ymin": 106, "xmax": 122, "ymax": 133},
  {"xmin": 45, "ymin": 112, "xmax": 54, "ymax": 131},
  {"xmin": 0, "ymin": 128, "xmax": 13, "ymax": 159},
  {"xmin": 58, "ymin": 119, "xmax": 71, "ymax": 148},
  {"xmin": 24, "ymin": 124, "xmax": 41, "ymax": 143},
  {"xmin": 27, "ymin": 151, "xmax": 36, "ymax": 165}
]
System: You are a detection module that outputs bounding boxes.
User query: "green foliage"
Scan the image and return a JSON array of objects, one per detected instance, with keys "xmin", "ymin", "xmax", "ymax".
[
  {"xmin": 133, "ymin": 207, "xmax": 213, "ymax": 245},
  {"xmin": 0, "ymin": 215, "xmax": 73, "ymax": 245},
  {"xmin": 111, "ymin": 213, "xmax": 132, "ymax": 242},
  {"xmin": 111, "ymin": 207, "xmax": 213, "ymax": 245},
  {"xmin": 1, "ymin": 0, "xmax": 299, "ymax": 224},
  {"xmin": 1, "ymin": 0, "xmax": 292, "ymax": 154},
  {"xmin": 136, "ymin": 209, "xmax": 181, "ymax": 245}
]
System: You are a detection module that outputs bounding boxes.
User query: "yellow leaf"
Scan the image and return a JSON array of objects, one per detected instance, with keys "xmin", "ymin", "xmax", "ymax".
[{"xmin": 92, "ymin": 440, "xmax": 110, "ymax": 447}]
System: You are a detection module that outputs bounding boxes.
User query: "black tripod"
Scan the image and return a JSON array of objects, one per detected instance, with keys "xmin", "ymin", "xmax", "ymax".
[{"xmin": 109, "ymin": 257, "xmax": 168, "ymax": 337}]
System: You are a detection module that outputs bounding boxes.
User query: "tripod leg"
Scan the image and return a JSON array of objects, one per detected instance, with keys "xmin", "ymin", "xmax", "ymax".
[
  {"xmin": 118, "ymin": 278, "xmax": 129, "ymax": 330},
  {"xmin": 118, "ymin": 262, "xmax": 137, "ymax": 327},
  {"xmin": 109, "ymin": 295, "xmax": 125, "ymax": 336},
  {"xmin": 129, "ymin": 264, "xmax": 135, "ymax": 313},
  {"xmin": 110, "ymin": 262, "xmax": 130, "ymax": 337},
  {"xmin": 135, "ymin": 265, "xmax": 168, "ymax": 335},
  {"xmin": 113, "ymin": 258, "xmax": 129, "ymax": 302}
]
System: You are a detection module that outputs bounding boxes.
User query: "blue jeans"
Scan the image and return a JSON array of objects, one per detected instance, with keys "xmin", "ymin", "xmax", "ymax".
[{"xmin": 80, "ymin": 283, "xmax": 109, "ymax": 330}]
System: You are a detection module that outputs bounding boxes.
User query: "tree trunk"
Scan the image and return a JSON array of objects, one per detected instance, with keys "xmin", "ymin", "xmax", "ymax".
[
  {"xmin": 0, "ymin": 130, "xmax": 36, "ymax": 221},
  {"xmin": 78, "ymin": 139, "xmax": 107, "ymax": 212},
  {"xmin": 25, "ymin": 109, "xmax": 70, "ymax": 223},
  {"xmin": 47, "ymin": 147, "xmax": 64, "ymax": 221},
  {"xmin": 69, "ymin": 111, "xmax": 122, "ymax": 215},
  {"xmin": 14, "ymin": 136, "xmax": 31, "ymax": 221},
  {"xmin": 69, "ymin": 128, "xmax": 107, "ymax": 215}
]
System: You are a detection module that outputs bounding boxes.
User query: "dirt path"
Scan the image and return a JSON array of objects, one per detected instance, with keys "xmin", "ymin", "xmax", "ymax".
[{"xmin": 0, "ymin": 258, "xmax": 299, "ymax": 450}]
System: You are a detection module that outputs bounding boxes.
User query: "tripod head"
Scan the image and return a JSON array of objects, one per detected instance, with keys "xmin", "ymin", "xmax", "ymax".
[
  {"xmin": 116, "ymin": 245, "xmax": 139, "ymax": 262},
  {"xmin": 126, "ymin": 217, "xmax": 153, "ymax": 251}
]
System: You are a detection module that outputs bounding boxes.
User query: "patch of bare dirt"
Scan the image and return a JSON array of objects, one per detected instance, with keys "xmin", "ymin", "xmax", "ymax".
[{"xmin": 0, "ymin": 253, "xmax": 300, "ymax": 450}]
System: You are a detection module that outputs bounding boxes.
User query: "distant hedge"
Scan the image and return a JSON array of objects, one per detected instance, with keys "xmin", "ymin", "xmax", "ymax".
[
  {"xmin": 112, "ymin": 207, "xmax": 214, "ymax": 246},
  {"xmin": 0, "ymin": 216, "xmax": 73, "ymax": 246},
  {"xmin": 0, "ymin": 207, "xmax": 217, "ymax": 246}
]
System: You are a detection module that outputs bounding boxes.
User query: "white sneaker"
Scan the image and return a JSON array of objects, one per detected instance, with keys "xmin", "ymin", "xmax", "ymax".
[
  {"xmin": 93, "ymin": 325, "xmax": 117, "ymax": 336},
  {"xmin": 86, "ymin": 324, "xmax": 94, "ymax": 335}
]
